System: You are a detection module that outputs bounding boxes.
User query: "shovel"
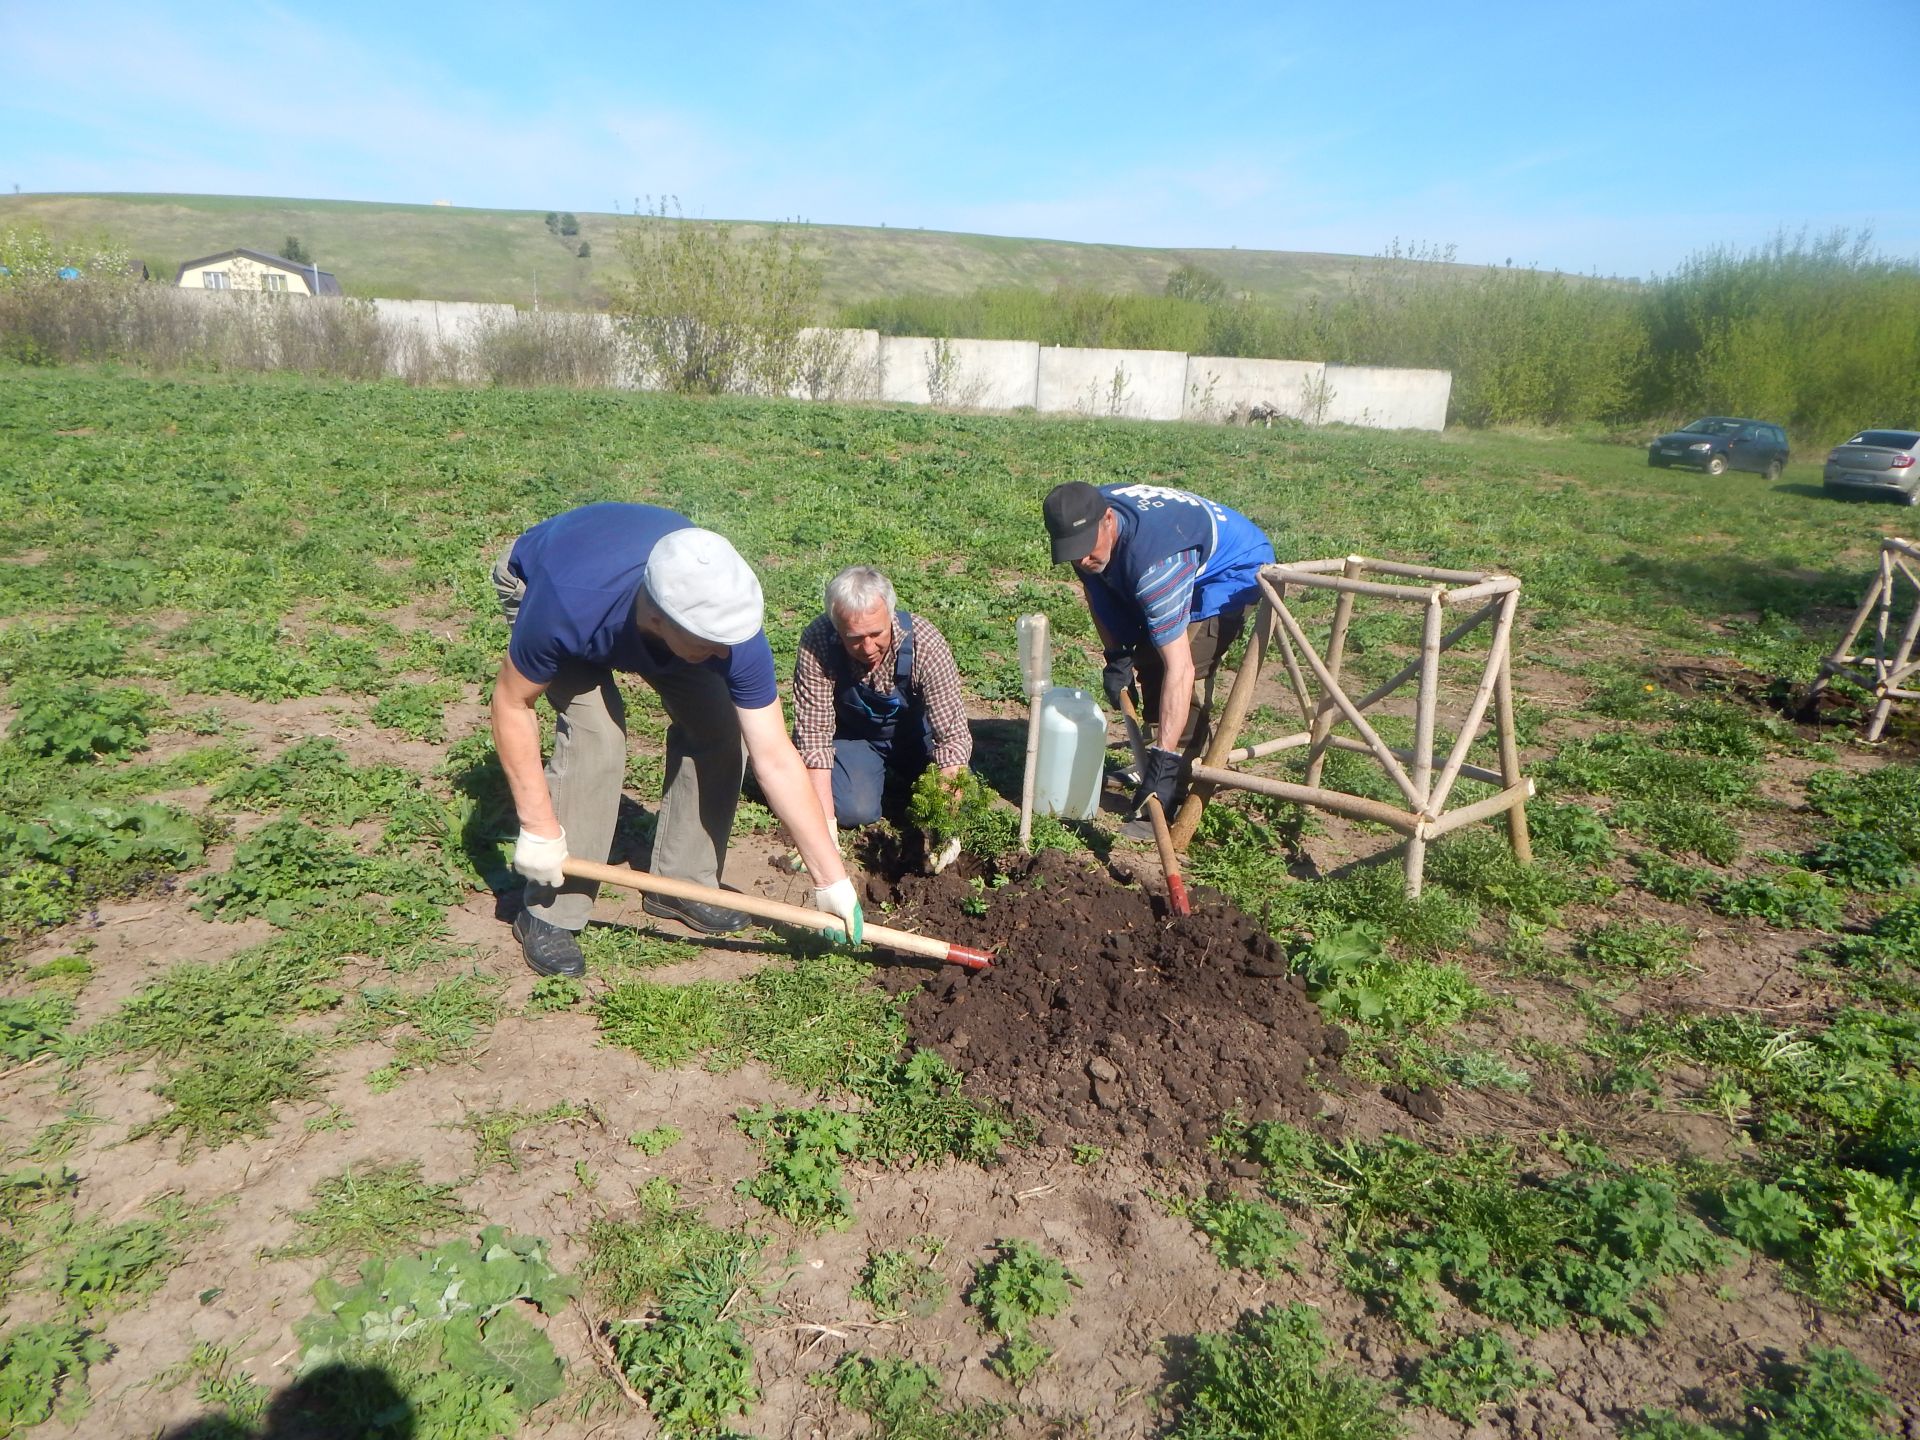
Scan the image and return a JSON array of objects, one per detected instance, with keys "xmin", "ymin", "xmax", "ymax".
[
  {"xmin": 1116, "ymin": 692, "xmax": 1192, "ymax": 918},
  {"xmin": 561, "ymin": 857, "xmax": 994, "ymax": 970},
  {"xmin": 1142, "ymin": 794, "xmax": 1192, "ymax": 917}
]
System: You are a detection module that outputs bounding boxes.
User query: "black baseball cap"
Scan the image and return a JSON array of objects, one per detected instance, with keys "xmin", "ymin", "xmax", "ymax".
[{"xmin": 1044, "ymin": 482, "xmax": 1108, "ymax": 564}]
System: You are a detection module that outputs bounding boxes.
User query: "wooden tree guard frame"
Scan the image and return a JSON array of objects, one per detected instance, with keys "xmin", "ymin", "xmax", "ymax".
[
  {"xmin": 1807, "ymin": 536, "xmax": 1920, "ymax": 742},
  {"xmin": 1167, "ymin": 556, "xmax": 1533, "ymax": 897}
]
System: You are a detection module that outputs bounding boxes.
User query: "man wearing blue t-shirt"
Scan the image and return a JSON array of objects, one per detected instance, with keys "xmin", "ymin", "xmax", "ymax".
[
  {"xmin": 1042, "ymin": 482, "xmax": 1275, "ymax": 830},
  {"xmin": 489, "ymin": 502, "xmax": 862, "ymax": 977}
]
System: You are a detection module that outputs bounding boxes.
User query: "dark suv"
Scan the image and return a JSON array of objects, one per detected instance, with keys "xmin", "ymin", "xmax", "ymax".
[{"xmin": 1647, "ymin": 417, "xmax": 1790, "ymax": 479}]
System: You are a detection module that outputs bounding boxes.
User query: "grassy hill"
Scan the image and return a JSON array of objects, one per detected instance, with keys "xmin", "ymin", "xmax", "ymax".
[{"xmin": 0, "ymin": 191, "xmax": 1380, "ymax": 312}]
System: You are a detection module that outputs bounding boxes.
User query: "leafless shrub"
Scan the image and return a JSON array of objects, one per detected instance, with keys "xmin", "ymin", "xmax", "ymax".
[
  {"xmin": 0, "ymin": 283, "xmax": 389, "ymax": 378},
  {"xmin": 467, "ymin": 309, "xmax": 624, "ymax": 388}
]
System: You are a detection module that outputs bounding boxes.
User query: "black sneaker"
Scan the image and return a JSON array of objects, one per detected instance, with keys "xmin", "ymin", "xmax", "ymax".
[
  {"xmin": 642, "ymin": 892, "xmax": 750, "ymax": 934},
  {"xmin": 513, "ymin": 911, "xmax": 585, "ymax": 978}
]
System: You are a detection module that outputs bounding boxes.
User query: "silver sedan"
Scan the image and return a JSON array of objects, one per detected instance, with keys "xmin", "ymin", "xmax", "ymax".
[{"xmin": 1824, "ymin": 429, "xmax": 1920, "ymax": 506}]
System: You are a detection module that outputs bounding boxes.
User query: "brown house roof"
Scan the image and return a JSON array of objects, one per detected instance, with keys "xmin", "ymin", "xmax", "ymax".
[{"xmin": 174, "ymin": 247, "xmax": 343, "ymax": 296}]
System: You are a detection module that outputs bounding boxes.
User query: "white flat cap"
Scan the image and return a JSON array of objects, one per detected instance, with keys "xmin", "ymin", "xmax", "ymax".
[{"xmin": 644, "ymin": 528, "xmax": 764, "ymax": 646}]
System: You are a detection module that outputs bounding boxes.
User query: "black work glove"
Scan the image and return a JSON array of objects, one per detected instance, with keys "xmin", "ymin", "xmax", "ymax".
[
  {"xmin": 1101, "ymin": 650, "xmax": 1137, "ymax": 713},
  {"xmin": 1129, "ymin": 745, "xmax": 1184, "ymax": 819}
]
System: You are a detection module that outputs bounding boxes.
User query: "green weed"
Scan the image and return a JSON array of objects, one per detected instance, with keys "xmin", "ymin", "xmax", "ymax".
[
  {"xmin": 1405, "ymin": 1330, "xmax": 1551, "ymax": 1423},
  {"xmin": 1805, "ymin": 830, "xmax": 1918, "ymax": 892},
  {"xmin": 214, "ymin": 736, "xmax": 416, "ymax": 824},
  {"xmin": 136, "ymin": 1023, "xmax": 325, "ymax": 1152},
  {"xmin": 1715, "ymin": 869, "xmax": 1845, "ymax": 931},
  {"xmin": 0, "ymin": 798, "xmax": 205, "ymax": 940},
  {"xmin": 582, "ymin": 1177, "xmax": 761, "ymax": 1313},
  {"xmin": 1525, "ymin": 800, "xmax": 1616, "ymax": 866},
  {"xmin": 1578, "ymin": 921, "xmax": 1697, "ymax": 978},
  {"xmin": 296, "ymin": 1226, "xmax": 576, "ymax": 1430},
  {"xmin": 853, "ymin": 1237, "xmax": 950, "ymax": 1321},
  {"xmin": 1623, "ymin": 1344, "xmax": 1897, "ymax": 1440},
  {"xmin": 0, "ymin": 1321, "xmax": 111, "ymax": 1435},
  {"xmin": 1173, "ymin": 1195, "xmax": 1299, "ymax": 1279},
  {"xmin": 353, "ymin": 972, "xmax": 503, "ymax": 1091},
  {"xmin": 1614, "ymin": 797, "xmax": 1743, "ymax": 864},
  {"xmin": 737, "ymin": 1106, "xmax": 863, "ymax": 1231},
  {"xmin": 276, "ymin": 1161, "xmax": 471, "ymax": 1271},
  {"xmin": 0, "ymin": 994, "xmax": 73, "ymax": 1064},
  {"xmin": 88, "ymin": 942, "xmax": 342, "ymax": 1059},
  {"xmin": 191, "ymin": 816, "xmax": 368, "ymax": 924},
  {"xmin": 463, "ymin": 1100, "xmax": 585, "ymax": 1173},
  {"xmin": 1159, "ymin": 1302, "xmax": 1399, "ymax": 1440},
  {"xmin": 1292, "ymin": 924, "xmax": 1486, "ymax": 1035},
  {"xmin": 1237, "ymin": 1124, "xmax": 1731, "ymax": 1339},
  {"xmin": 5, "ymin": 679, "xmax": 153, "ymax": 762},
  {"xmin": 626, "ymin": 1125, "xmax": 682, "ymax": 1157},
  {"xmin": 44, "ymin": 1198, "xmax": 201, "ymax": 1314},
  {"xmin": 967, "ymin": 1239, "xmax": 1079, "ymax": 1385},
  {"xmin": 1806, "ymin": 767, "xmax": 1920, "ymax": 860},
  {"xmin": 527, "ymin": 974, "xmax": 585, "ymax": 1012},
  {"xmin": 1633, "ymin": 851, "xmax": 1717, "ymax": 903},
  {"xmin": 1540, "ymin": 733, "xmax": 1756, "ymax": 808},
  {"xmin": 828, "ymin": 1354, "xmax": 1006, "ymax": 1439},
  {"xmin": 372, "ymin": 681, "xmax": 460, "ymax": 743}
]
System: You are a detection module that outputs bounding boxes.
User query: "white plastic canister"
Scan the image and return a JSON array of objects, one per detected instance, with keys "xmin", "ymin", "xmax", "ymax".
[{"xmin": 1032, "ymin": 686, "xmax": 1107, "ymax": 819}]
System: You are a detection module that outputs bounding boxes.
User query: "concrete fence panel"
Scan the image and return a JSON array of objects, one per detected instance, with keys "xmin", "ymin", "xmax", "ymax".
[
  {"xmin": 1321, "ymin": 363, "xmax": 1452, "ymax": 432},
  {"xmin": 1183, "ymin": 355, "xmax": 1330, "ymax": 424},
  {"xmin": 789, "ymin": 327, "xmax": 881, "ymax": 402},
  {"xmin": 879, "ymin": 336, "xmax": 1040, "ymax": 410},
  {"xmin": 1036, "ymin": 346, "xmax": 1188, "ymax": 422},
  {"xmin": 877, "ymin": 335, "xmax": 938, "ymax": 406}
]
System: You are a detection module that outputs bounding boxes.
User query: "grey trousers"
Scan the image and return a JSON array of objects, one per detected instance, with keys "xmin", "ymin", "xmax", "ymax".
[{"xmin": 494, "ymin": 553, "xmax": 745, "ymax": 931}]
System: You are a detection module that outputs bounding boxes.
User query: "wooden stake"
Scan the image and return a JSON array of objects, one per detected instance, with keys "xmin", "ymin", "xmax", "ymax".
[
  {"xmin": 1425, "ymin": 589, "xmax": 1520, "ymax": 817},
  {"xmin": 1169, "ymin": 592, "xmax": 1271, "ymax": 848},
  {"xmin": 1495, "ymin": 646, "xmax": 1533, "ymax": 863},
  {"xmin": 1302, "ymin": 556, "xmax": 1361, "ymax": 790},
  {"xmin": 1406, "ymin": 590, "xmax": 1444, "ymax": 896}
]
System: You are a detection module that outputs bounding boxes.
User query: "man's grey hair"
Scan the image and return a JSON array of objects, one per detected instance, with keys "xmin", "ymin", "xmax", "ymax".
[{"xmin": 825, "ymin": 564, "xmax": 896, "ymax": 620}]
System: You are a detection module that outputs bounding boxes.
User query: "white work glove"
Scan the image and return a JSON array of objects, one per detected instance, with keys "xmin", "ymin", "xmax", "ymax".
[
  {"xmin": 932, "ymin": 837, "xmax": 963, "ymax": 874},
  {"xmin": 812, "ymin": 876, "xmax": 864, "ymax": 947},
  {"xmin": 512, "ymin": 827, "xmax": 568, "ymax": 888}
]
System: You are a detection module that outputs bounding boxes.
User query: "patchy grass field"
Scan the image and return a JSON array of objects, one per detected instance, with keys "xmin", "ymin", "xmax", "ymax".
[{"xmin": 1, "ymin": 368, "xmax": 1916, "ymax": 1439}]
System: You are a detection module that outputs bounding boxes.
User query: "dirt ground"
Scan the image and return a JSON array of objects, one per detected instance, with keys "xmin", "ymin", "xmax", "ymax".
[{"xmin": 6, "ymin": 635, "xmax": 1920, "ymax": 1440}]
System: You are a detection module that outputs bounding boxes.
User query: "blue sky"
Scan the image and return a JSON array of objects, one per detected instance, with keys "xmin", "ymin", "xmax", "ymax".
[{"xmin": 4, "ymin": 0, "xmax": 1915, "ymax": 280}]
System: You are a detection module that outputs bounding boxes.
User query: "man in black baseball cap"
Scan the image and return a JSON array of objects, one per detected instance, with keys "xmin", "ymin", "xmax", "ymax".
[
  {"xmin": 1043, "ymin": 481, "xmax": 1109, "ymax": 565},
  {"xmin": 1042, "ymin": 481, "xmax": 1275, "ymax": 831}
]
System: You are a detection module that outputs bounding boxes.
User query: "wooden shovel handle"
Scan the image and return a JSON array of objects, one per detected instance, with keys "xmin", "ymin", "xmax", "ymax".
[
  {"xmin": 561, "ymin": 858, "xmax": 993, "ymax": 969},
  {"xmin": 1143, "ymin": 795, "xmax": 1191, "ymax": 917}
]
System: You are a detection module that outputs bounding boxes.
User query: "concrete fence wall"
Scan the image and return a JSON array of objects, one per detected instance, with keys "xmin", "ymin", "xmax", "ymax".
[
  {"xmin": 1036, "ymin": 346, "xmax": 1191, "ymax": 422},
  {"xmin": 877, "ymin": 335, "xmax": 1040, "ymax": 410},
  {"xmin": 1321, "ymin": 363, "xmax": 1452, "ymax": 432},
  {"xmin": 356, "ymin": 301, "xmax": 1452, "ymax": 432},
  {"xmin": 1183, "ymin": 355, "xmax": 1332, "ymax": 424}
]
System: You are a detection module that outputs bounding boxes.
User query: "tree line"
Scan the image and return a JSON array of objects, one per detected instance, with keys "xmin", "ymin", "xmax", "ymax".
[{"xmin": 842, "ymin": 232, "xmax": 1920, "ymax": 445}]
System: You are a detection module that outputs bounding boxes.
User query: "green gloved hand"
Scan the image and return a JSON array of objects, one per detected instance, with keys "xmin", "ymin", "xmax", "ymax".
[{"xmin": 812, "ymin": 877, "xmax": 864, "ymax": 947}]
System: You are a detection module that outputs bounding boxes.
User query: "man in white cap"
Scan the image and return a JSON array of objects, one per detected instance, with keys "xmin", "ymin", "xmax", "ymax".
[{"xmin": 490, "ymin": 501, "xmax": 862, "ymax": 977}]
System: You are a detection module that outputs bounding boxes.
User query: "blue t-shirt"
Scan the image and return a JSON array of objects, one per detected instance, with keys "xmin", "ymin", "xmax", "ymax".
[
  {"xmin": 1081, "ymin": 484, "xmax": 1274, "ymax": 649},
  {"xmin": 506, "ymin": 502, "xmax": 777, "ymax": 708}
]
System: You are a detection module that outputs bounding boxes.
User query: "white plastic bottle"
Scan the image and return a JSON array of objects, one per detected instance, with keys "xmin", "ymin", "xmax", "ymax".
[
  {"xmin": 1016, "ymin": 613, "xmax": 1052, "ymax": 697},
  {"xmin": 1033, "ymin": 687, "xmax": 1107, "ymax": 819}
]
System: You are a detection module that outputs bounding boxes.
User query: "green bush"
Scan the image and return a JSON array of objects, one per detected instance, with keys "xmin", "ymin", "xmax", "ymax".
[{"xmin": 6, "ymin": 681, "xmax": 153, "ymax": 762}]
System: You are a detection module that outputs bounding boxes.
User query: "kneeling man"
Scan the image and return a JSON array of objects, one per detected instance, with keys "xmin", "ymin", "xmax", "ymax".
[{"xmin": 790, "ymin": 565, "xmax": 973, "ymax": 831}]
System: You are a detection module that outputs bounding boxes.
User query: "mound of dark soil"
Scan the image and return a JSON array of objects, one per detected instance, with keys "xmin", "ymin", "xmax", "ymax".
[{"xmin": 866, "ymin": 846, "xmax": 1348, "ymax": 1156}]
